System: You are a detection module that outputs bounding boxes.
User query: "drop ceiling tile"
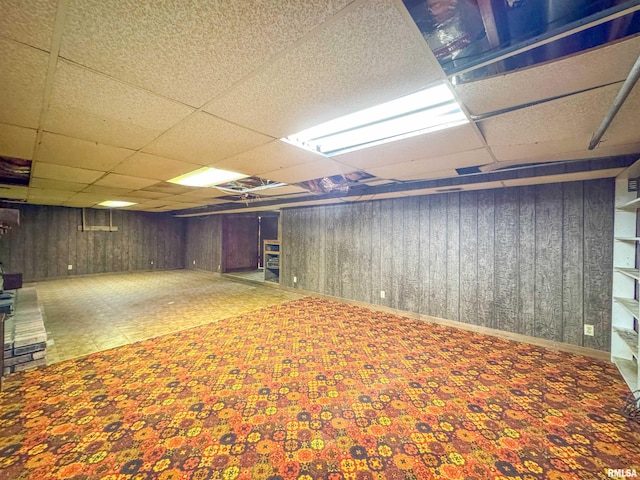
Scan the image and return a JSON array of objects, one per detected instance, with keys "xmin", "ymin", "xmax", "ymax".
[
  {"xmin": 479, "ymin": 83, "xmax": 621, "ymax": 147},
  {"xmin": 45, "ymin": 61, "xmax": 194, "ymax": 149},
  {"xmin": 489, "ymin": 137, "xmax": 640, "ymax": 164},
  {"xmin": 112, "ymin": 152, "xmax": 201, "ymax": 181},
  {"xmin": 0, "ymin": 0, "xmax": 57, "ymax": 51},
  {"xmin": 30, "ymin": 178, "xmax": 88, "ymax": 192},
  {"xmin": 213, "ymin": 140, "xmax": 326, "ymax": 176},
  {"xmin": 172, "ymin": 190, "xmax": 229, "ymax": 201},
  {"xmin": 94, "ymin": 173, "xmax": 158, "ymax": 189},
  {"xmin": 82, "ymin": 185, "xmax": 135, "ymax": 196},
  {"xmin": 65, "ymin": 192, "xmax": 109, "ymax": 204},
  {"xmin": 141, "ymin": 182, "xmax": 197, "ymax": 195},
  {"xmin": 0, "ymin": 39, "xmax": 49, "ymax": 129},
  {"xmin": 143, "ymin": 112, "xmax": 273, "ymax": 165},
  {"xmin": 0, "ymin": 186, "xmax": 28, "ymax": 200},
  {"xmin": 502, "ymin": 169, "xmax": 625, "ymax": 187},
  {"xmin": 260, "ymin": 159, "xmax": 355, "ymax": 184},
  {"xmin": 60, "ymin": 0, "xmax": 351, "ymax": 107},
  {"xmin": 37, "ymin": 132, "xmax": 134, "ymax": 171},
  {"xmin": 456, "ymin": 36, "xmax": 640, "ymax": 115},
  {"xmin": 32, "ymin": 162, "xmax": 105, "ymax": 184},
  {"xmin": 334, "ymin": 124, "xmax": 484, "ymax": 169},
  {"xmin": 28, "ymin": 188, "xmax": 76, "ymax": 201},
  {"xmin": 601, "ymin": 80, "xmax": 640, "ymax": 147},
  {"xmin": 0, "ymin": 124, "xmax": 37, "ymax": 159},
  {"xmin": 255, "ymin": 185, "xmax": 310, "ymax": 197},
  {"xmin": 364, "ymin": 148, "xmax": 493, "ymax": 180},
  {"xmin": 204, "ymin": 0, "xmax": 443, "ymax": 138},
  {"xmin": 402, "ymin": 181, "xmax": 507, "ymax": 198},
  {"xmin": 122, "ymin": 190, "xmax": 169, "ymax": 200}
]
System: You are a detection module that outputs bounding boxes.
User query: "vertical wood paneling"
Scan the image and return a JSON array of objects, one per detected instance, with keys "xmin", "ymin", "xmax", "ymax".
[
  {"xmin": 391, "ymin": 199, "xmax": 404, "ymax": 310},
  {"xmin": 3, "ymin": 206, "xmax": 185, "ymax": 281},
  {"xmin": 446, "ymin": 193, "xmax": 460, "ymax": 321},
  {"xmin": 517, "ymin": 186, "xmax": 536, "ymax": 337},
  {"xmin": 562, "ymin": 182, "xmax": 584, "ymax": 346},
  {"xmin": 477, "ymin": 190, "xmax": 495, "ymax": 328},
  {"xmin": 583, "ymin": 178, "xmax": 614, "ymax": 351},
  {"xmin": 429, "ymin": 194, "xmax": 447, "ymax": 319},
  {"xmin": 201, "ymin": 180, "xmax": 615, "ymax": 352},
  {"xmin": 402, "ymin": 197, "xmax": 420, "ymax": 312},
  {"xmin": 317, "ymin": 207, "xmax": 327, "ymax": 294},
  {"xmin": 494, "ymin": 189, "xmax": 518, "ymax": 332},
  {"xmin": 379, "ymin": 200, "xmax": 393, "ymax": 308},
  {"xmin": 280, "ymin": 211, "xmax": 291, "ymax": 285},
  {"xmin": 371, "ymin": 201, "xmax": 382, "ymax": 306},
  {"xmin": 34, "ymin": 206, "xmax": 48, "ymax": 279},
  {"xmin": 418, "ymin": 196, "xmax": 430, "ymax": 316},
  {"xmin": 535, "ymin": 183, "xmax": 563, "ymax": 342},
  {"xmin": 338, "ymin": 205, "xmax": 352, "ymax": 300},
  {"xmin": 459, "ymin": 191, "xmax": 477, "ymax": 325}
]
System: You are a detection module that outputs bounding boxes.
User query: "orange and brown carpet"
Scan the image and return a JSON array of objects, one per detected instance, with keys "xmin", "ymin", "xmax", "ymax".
[{"xmin": 1, "ymin": 297, "xmax": 639, "ymax": 479}]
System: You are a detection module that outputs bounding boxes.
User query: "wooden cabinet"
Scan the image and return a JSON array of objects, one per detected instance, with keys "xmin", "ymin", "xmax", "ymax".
[
  {"xmin": 612, "ymin": 168, "xmax": 640, "ymax": 399},
  {"xmin": 264, "ymin": 240, "xmax": 280, "ymax": 283}
]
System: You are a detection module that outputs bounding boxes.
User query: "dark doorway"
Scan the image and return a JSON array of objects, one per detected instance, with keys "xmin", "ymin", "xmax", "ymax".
[
  {"xmin": 258, "ymin": 215, "xmax": 279, "ymax": 268},
  {"xmin": 221, "ymin": 215, "xmax": 259, "ymax": 272}
]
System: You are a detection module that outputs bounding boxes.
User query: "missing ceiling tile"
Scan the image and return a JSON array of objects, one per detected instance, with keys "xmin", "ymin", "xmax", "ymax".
[{"xmin": 0, "ymin": 156, "xmax": 31, "ymax": 187}]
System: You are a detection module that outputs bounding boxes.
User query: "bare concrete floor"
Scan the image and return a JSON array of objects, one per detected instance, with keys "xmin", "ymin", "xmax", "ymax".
[{"xmin": 30, "ymin": 270, "xmax": 303, "ymax": 364}]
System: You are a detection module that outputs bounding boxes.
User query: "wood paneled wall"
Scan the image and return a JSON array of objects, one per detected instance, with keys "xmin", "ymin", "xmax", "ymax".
[
  {"xmin": 0, "ymin": 205, "xmax": 185, "ymax": 281},
  {"xmin": 281, "ymin": 179, "xmax": 614, "ymax": 351},
  {"xmin": 184, "ymin": 215, "xmax": 223, "ymax": 273}
]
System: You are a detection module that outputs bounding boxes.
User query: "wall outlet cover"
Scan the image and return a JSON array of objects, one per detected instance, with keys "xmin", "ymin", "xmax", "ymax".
[
  {"xmin": 67, "ymin": 265, "xmax": 73, "ymax": 270},
  {"xmin": 380, "ymin": 290, "xmax": 386, "ymax": 299},
  {"xmin": 584, "ymin": 324, "xmax": 595, "ymax": 336}
]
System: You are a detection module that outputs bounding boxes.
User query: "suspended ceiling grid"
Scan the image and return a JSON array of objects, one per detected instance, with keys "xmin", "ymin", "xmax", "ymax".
[{"xmin": 0, "ymin": 0, "xmax": 639, "ymax": 214}]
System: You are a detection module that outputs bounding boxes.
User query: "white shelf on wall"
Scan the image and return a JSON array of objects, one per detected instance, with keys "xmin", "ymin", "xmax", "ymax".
[
  {"xmin": 616, "ymin": 197, "xmax": 640, "ymax": 211},
  {"xmin": 612, "ymin": 165, "xmax": 640, "ymax": 400},
  {"xmin": 613, "ymin": 327, "xmax": 639, "ymax": 358},
  {"xmin": 613, "ymin": 297, "xmax": 639, "ymax": 319},
  {"xmin": 615, "ymin": 268, "xmax": 640, "ymax": 281}
]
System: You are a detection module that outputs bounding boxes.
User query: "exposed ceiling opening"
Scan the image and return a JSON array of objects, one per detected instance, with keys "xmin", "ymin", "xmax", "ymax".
[
  {"xmin": 403, "ymin": 0, "xmax": 640, "ymax": 81},
  {"xmin": 0, "ymin": 156, "xmax": 31, "ymax": 187}
]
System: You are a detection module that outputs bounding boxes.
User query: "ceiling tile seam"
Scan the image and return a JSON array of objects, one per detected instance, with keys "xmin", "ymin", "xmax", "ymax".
[
  {"xmin": 445, "ymin": 79, "xmax": 499, "ymax": 168},
  {"xmin": 198, "ymin": 0, "xmax": 370, "ymax": 114},
  {"xmin": 30, "ymin": 0, "xmax": 69, "ymax": 171},
  {"xmin": 0, "ymin": 35, "xmax": 52, "ymax": 55},
  {"xmin": 470, "ymin": 80, "xmax": 626, "ymax": 122}
]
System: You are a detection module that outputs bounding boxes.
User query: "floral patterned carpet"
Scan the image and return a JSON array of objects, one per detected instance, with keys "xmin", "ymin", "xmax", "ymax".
[{"xmin": 0, "ymin": 297, "xmax": 639, "ymax": 479}]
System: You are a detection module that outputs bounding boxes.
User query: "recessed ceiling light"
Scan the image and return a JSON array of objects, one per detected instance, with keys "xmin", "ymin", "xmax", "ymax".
[
  {"xmin": 98, "ymin": 200, "xmax": 137, "ymax": 208},
  {"xmin": 168, "ymin": 167, "xmax": 248, "ymax": 187},
  {"xmin": 283, "ymin": 83, "xmax": 468, "ymax": 157}
]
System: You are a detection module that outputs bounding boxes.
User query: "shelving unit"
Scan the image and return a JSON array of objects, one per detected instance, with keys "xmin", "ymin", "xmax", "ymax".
[
  {"xmin": 263, "ymin": 240, "xmax": 280, "ymax": 283},
  {"xmin": 612, "ymin": 167, "xmax": 640, "ymax": 399}
]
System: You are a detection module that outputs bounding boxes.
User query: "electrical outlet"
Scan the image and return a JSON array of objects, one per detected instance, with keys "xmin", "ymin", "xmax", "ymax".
[
  {"xmin": 584, "ymin": 324, "xmax": 594, "ymax": 336},
  {"xmin": 294, "ymin": 276, "xmax": 297, "ymax": 283},
  {"xmin": 380, "ymin": 290, "xmax": 386, "ymax": 299},
  {"xmin": 151, "ymin": 261, "xmax": 154, "ymax": 265},
  {"xmin": 193, "ymin": 260, "xmax": 196, "ymax": 265},
  {"xmin": 67, "ymin": 264, "xmax": 73, "ymax": 270}
]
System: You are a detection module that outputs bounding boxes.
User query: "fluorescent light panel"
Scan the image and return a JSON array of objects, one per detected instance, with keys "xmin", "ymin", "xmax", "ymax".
[
  {"xmin": 168, "ymin": 167, "xmax": 248, "ymax": 187},
  {"xmin": 283, "ymin": 83, "xmax": 468, "ymax": 156},
  {"xmin": 98, "ymin": 200, "xmax": 136, "ymax": 208}
]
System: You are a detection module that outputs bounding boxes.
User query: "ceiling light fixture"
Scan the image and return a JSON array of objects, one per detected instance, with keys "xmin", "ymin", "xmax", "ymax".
[
  {"xmin": 168, "ymin": 167, "xmax": 248, "ymax": 187},
  {"xmin": 282, "ymin": 83, "xmax": 468, "ymax": 157},
  {"xmin": 98, "ymin": 200, "xmax": 137, "ymax": 208}
]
